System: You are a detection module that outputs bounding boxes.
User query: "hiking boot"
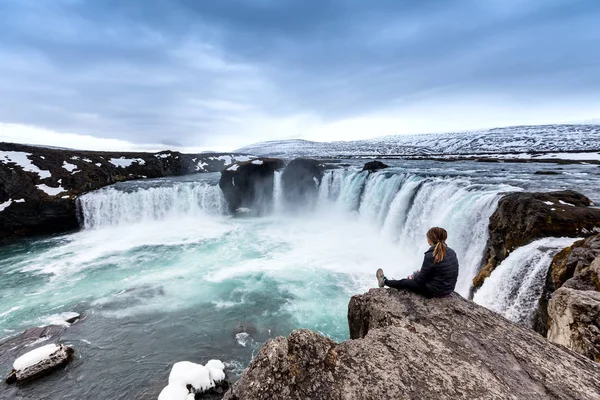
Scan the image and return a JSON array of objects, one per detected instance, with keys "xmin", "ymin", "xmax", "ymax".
[{"xmin": 376, "ymin": 268, "xmax": 386, "ymax": 288}]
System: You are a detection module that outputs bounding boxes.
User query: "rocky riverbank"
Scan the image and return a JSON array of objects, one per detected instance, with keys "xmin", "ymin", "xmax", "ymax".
[
  {"xmin": 0, "ymin": 142, "xmax": 253, "ymax": 240},
  {"xmin": 224, "ymin": 288, "xmax": 600, "ymax": 399}
]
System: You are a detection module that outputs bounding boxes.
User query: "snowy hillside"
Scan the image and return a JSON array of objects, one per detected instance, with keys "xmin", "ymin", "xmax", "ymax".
[{"xmin": 236, "ymin": 124, "xmax": 600, "ymax": 157}]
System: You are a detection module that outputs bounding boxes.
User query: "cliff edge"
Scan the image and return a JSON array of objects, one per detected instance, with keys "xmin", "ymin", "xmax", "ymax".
[{"xmin": 225, "ymin": 289, "xmax": 600, "ymax": 400}]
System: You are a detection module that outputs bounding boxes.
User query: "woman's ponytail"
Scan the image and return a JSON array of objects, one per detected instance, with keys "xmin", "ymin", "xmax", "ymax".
[{"xmin": 427, "ymin": 227, "xmax": 448, "ymax": 264}]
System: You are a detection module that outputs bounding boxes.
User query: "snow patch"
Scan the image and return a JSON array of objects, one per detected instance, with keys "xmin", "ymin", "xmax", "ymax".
[
  {"xmin": 158, "ymin": 384, "xmax": 189, "ymax": 400},
  {"xmin": 558, "ymin": 200, "xmax": 575, "ymax": 206},
  {"xmin": 251, "ymin": 159, "xmax": 263, "ymax": 165},
  {"xmin": 14, "ymin": 199, "xmax": 25, "ymax": 203},
  {"xmin": 0, "ymin": 200, "xmax": 12, "ymax": 212},
  {"xmin": 227, "ymin": 164, "xmax": 240, "ymax": 172},
  {"xmin": 82, "ymin": 158, "xmax": 92, "ymax": 163},
  {"xmin": 13, "ymin": 344, "xmax": 60, "ymax": 371},
  {"xmin": 37, "ymin": 184, "xmax": 65, "ymax": 196},
  {"xmin": 62, "ymin": 161, "xmax": 78, "ymax": 172},
  {"xmin": 0, "ymin": 151, "xmax": 51, "ymax": 179},
  {"xmin": 155, "ymin": 153, "xmax": 171, "ymax": 159},
  {"xmin": 196, "ymin": 160, "xmax": 208, "ymax": 171},
  {"xmin": 95, "ymin": 163, "xmax": 102, "ymax": 167},
  {"xmin": 109, "ymin": 157, "xmax": 146, "ymax": 168},
  {"xmin": 543, "ymin": 201, "xmax": 554, "ymax": 206},
  {"xmin": 169, "ymin": 361, "xmax": 212, "ymax": 392}
]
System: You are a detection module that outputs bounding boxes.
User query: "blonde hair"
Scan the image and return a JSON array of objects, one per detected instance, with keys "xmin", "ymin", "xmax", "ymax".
[{"xmin": 427, "ymin": 227, "xmax": 448, "ymax": 264}]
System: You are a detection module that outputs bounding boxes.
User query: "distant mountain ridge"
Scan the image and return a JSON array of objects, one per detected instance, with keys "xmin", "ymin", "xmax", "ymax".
[{"xmin": 236, "ymin": 124, "xmax": 600, "ymax": 157}]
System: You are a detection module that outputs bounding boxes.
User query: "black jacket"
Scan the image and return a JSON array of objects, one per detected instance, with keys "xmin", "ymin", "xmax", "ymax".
[{"xmin": 413, "ymin": 246, "xmax": 459, "ymax": 297}]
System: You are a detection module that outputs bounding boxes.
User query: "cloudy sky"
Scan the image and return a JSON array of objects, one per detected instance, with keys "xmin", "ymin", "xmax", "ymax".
[{"xmin": 0, "ymin": 0, "xmax": 599, "ymax": 151}]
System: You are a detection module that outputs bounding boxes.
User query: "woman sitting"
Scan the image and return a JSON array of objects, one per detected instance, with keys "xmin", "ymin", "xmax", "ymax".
[{"xmin": 376, "ymin": 227, "xmax": 459, "ymax": 298}]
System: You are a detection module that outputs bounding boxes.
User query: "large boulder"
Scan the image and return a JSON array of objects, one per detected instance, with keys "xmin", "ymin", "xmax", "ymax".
[
  {"xmin": 473, "ymin": 190, "xmax": 600, "ymax": 288},
  {"xmin": 548, "ymin": 286, "xmax": 600, "ymax": 362},
  {"xmin": 219, "ymin": 158, "xmax": 285, "ymax": 214},
  {"xmin": 281, "ymin": 158, "xmax": 323, "ymax": 209},
  {"xmin": 224, "ymin": 289, "xmax": 600, "ymax": 400},
  {"xmin": 0, "ymin": 142, "xmax": 255, "ymax": 240}
]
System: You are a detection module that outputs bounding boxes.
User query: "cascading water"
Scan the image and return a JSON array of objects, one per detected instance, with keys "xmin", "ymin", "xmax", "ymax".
[
  {"xmin": 473, "ymin": 237, "xmax": 579, "ymax": 325},
  {"xmin": 273, "ymin": 171, "xmax": 284, "ymax": 214},
  {"xmin": 77, "ymin": 181, "xmax": 225, "ymax": 229},
  {"xmin": 317, "ymin": 169, "xmax": 508, "ymax": 296}
]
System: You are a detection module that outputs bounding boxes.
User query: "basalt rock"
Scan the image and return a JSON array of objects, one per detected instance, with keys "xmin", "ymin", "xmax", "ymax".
[
  {"xmin": 362, "ymin": 161, "xmax": 389, "ymax": 173},
  {"xmin": 219, "ymin": 158, "xmax": 285, "ymax": 214},
  {"xmin": 224, "ymin": 289, "xmax": 600, "ymax": 400},
  {"xmin": 473, "ymin": 190, "xmax": 600, "ymax": 289},
  {"xmin": 281, "ymin": 158, "xmax": 323, "ymax": 209},
  {"xmin": 0, "ymin": 142, "xmax": 254, "ymax": 240}
]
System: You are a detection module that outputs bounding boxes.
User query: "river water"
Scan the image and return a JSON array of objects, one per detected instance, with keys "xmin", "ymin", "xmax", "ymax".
[{"xmin": 1, "ymin": 159, "xmax": 598, "ymax": 399}]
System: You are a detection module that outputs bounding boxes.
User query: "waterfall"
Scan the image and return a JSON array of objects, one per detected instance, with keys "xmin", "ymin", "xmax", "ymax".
[
  {"xmin": 77, "ymin": 182, "xmax": 225, "ymax": 229},
  {"xmin": 273, "ymin": 171, "xmax": 284, "ymax": 214},
  {"xmin": 77, "ymin": 168, "xmax": 510, "ymax": 296},
  {"xmin": 473, "ymin": 237, "xmax": 579, "ymax": 326},
  {"xmin": 317, "ymin": 169, "xmax": 506, "ymax": 296}
]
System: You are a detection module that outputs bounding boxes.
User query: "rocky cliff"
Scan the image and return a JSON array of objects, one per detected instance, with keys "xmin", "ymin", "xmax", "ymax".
[
  {"xmin": 0, "ymin": 142, "xmax": 253, "ymax": 240},
  {"xmin": 473, "ymin": 190, "xmax": 600, "ymax": 288},
  {"xmin": 224, "ymin": 289, "xmax": 600, "ymax": 400}
]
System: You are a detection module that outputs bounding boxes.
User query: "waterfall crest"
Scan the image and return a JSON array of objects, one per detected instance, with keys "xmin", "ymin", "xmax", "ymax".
[{"xmin": 77, "ymin": 168, "xmax": 512, "ymax": 296}]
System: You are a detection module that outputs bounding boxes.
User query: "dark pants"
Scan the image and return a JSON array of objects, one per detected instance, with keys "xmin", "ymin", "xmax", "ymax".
[{"xmin": 385, "ymin": 278, "xmax": 433, "ymax": 298}]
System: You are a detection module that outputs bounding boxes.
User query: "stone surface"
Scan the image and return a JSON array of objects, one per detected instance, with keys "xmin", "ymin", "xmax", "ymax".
[
  {"xmin": 473, "ymin": 190, "xmax": 600, "ymax": 288},
  {"xmin": 6, "ymin": 344, "xmax": 74, "ymax": 384},
  {"xmin": 225, "ymin": 288, "xmax": 600, "ymax": 400},
  {"xmin": 0, "ymin": 142, "xmax": 254, "ymax": 240},
  {"xmin": 362, "ymin": 161, "xmax": 389, "ymax": 173},
  {"xmin": 533, "ymin": 234, "xmax": 600, "ymax": 336},
  {"xmin": 281, "ymin": 158, "xmax": 323, "ymax": 209},
  {"xmin": 218, "ymin": 158, "xmax": 285, "ymax": 214},
  {"xmin": 548, "ymin": 286, "xmax": 600, "ymax": 362}
]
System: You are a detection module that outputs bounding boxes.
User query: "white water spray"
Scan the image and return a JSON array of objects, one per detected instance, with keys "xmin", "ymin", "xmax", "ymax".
[
  {"xmin": 78, "ymin": 182, "xmax": 225, "ymax": 229},
  {"xmin": 474, "ymin": 237, "xmax": 579, "ymax": 325}
]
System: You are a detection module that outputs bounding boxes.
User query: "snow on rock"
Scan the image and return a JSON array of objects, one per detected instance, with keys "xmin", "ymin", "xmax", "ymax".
[
  {"xmin": 109, "ymin": 157, "xmax": 146, "ymax": 168},
  {"xmin": 206, "ymin": 359, "xmax": 226, "ymax": 383},
  {"xmin": 14, "ymin": 198, "xmax": 25, "ymax": 203},
  {"xmin": 159, "ymin": 359, "xmax": 228, "ymax": 399},
  {"xmin": 37, "ymin": 183, "xmax": 65, "ymax": 196},
  {"xmin": 0, "ymin": 151, "xmax": 51, "ymax": 179},
  {"xmin": 227, "ymin": 164, "xmax": 240, "ymax": 172},
  {"xmin": 196, "ymin": 160, "xmax": 208, "ymax": 171},
  {"xmin": 544, "ymin": 201, "xmax": 554, "ymax": 206},
  {"xmin": 0, "ymin": 200, "xmax": 12, "ymax": 212},
  {"xmin": 155, "ymin": 153, "xmax": 172, "ymax": 159},
  {"xmin": 169, "ymin": 361, "xmax": 212, "ymax": 392},
  {"xmin": 95, "ymin": 163, "xmax": 102, "ymax": 167},
  {"xmin": 219, "ymin": 155, "xmax": 233, "ymax": 165},
  {"xmin": 62, "ymin": 161, "xmax": 78, "ymax": 172},
  {"xmin": 158, "ymin": 384, "xmax": 189, "ymax": 400},
  {"xmin": 559, "ymin": 200, "xmax": 575, "ymax": 206},
  {"xmin": 251, "ymin": 160, "xmax": 263, "ymax": 165},
  {"xmin": 13, "ymin": 344, "xmax": 61, "ymax": 371},
  {"xmin": 82, "ymin": 158, "xmax": 92, "ymax": 163}
]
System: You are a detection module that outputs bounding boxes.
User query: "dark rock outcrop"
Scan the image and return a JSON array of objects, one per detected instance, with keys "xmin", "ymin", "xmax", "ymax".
[
  {"xmin": 0, "ymin": 142, "xmax": 254, "ymax": 240},
  {"xmin": 281, "ymin": 158, "xmax": 323, "ymax": 209},
  {"xmin": 362, "ymin": 160, "xmax": 388, "ymax": 173},
  {"xmin": 473, "ymin": 190, "xmax": 600, "ymax": 288},
  {"xmin": 219, "ymin": 158, "xmax": 285, "ymax": 214},
  {"xmin": 534, "ymin": 170, "xmax": 562, "ymax": 175},
  {"xmin": 224, "ymin": 289, "xmax": 600, "ymax": 400}
]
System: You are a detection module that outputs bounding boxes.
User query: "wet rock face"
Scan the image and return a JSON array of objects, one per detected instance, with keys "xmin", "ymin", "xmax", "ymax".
[
  {"xmin": 362, "ymin": 161, "xmax": 388, "ymax": 173},
  {"xmin": 281, "ymin": 158, "xmax": 323, "ymax": 209},
  {"xmin": 0, "ymin": 142, "xmax": 253, "ymax": 240},
  {"xmin": 473, "ymin": 190, "xmax": 600, "ymax": 288},
  {"xmin": 218, "ymin": 158, "xmax": 285, "ymax": 214},
  {"xmin": 225, "ymin": 289, "xmax": 600, "ymax": 400}
]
